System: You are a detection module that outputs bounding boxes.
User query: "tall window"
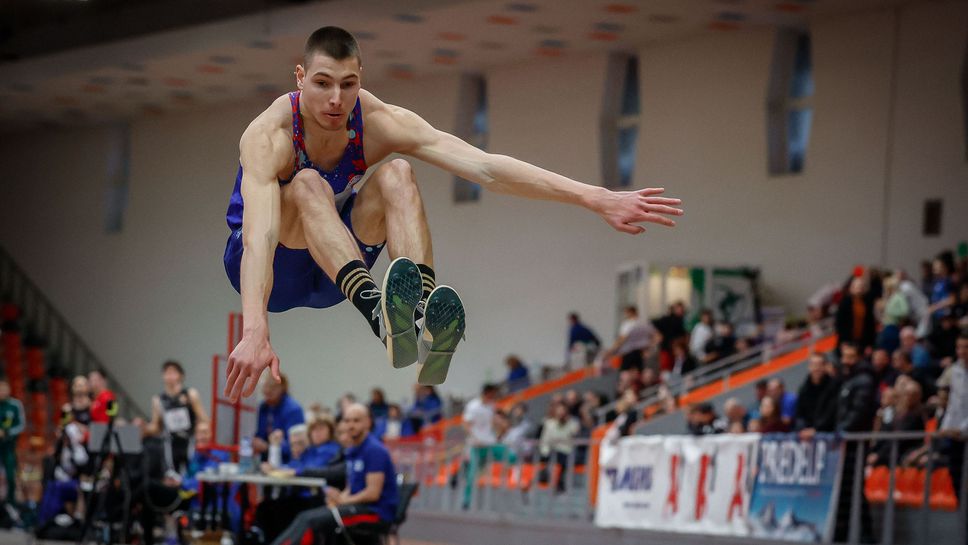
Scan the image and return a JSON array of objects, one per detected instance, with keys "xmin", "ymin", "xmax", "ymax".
[
  {"xmin": 601, "ymin": 54, "xmax": 640, "ymax": 188},
  {"xmin": 453, "ymin": 74, "xmax": 487, "ymax": 203},
  {"xmin": 768, "ymin": 29, "xmax": 814, "ymax": 175},
  {"xmin": 105, "ymin": 124, "xmax": 131, "ymax": 233},
  {"xmin": 962, "ymin": 36, "xmax": 968, "ymax": 159}
]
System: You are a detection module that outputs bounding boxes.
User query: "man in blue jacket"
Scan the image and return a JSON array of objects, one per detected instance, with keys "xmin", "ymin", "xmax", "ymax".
[{"xmin": 255, "ymin": 375, "xmax": 304, "ymax": 462}]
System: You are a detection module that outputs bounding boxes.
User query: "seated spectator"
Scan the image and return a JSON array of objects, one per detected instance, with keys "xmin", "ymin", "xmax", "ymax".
[
  {"xmin": 269, "ymin": 404, "xmax": 398, "ymax": 545},
  {"xmin": 868, "ymin": 378, "xmax": 925, "ymax": 467},
  {"xmin": 368, "ymin": 388, "xmax": 389, "ymax": 420},
  {"xmin": 406, "ymin": 385, "xmax": 443, "ymax": 435},
  {"xmin": 503, "ymin": 403, "xmax": 535, "ymax": 460},
  {"xmin": 374, "ymin": 404, "xmax": 403, "ymax": 441},
  {"xmin": 607, "ymin": 389, "xmax": 639, "ymax": 437},
  {"xmin": 794, "ymin": 353, "xmax": 832, "ymax": 431},
  {"xmin": 870, "ymin": 348, "xmax": 899, "ymax": 397},
  {"xmin": 255, "ymin": 374, "xmax": 305, "ymax": 463},
  {"xmin": 872, "ymin": 387, "xmax": 896, "ymax": 432},
  {"xmin": 689, "ymin": 309, "xmax": 715, "ymax": 361},
  {"xmin": 538, "ymin": 402, "xmax": 580, "ymax": 491},
  {"xmin": 577, "ymin": 391, "xmax": 603, "ymax": 433},
  {"xmin": 686, "ymin": 403, "xmax": 724, "ymax": 435},
  {"xmin": 567, "ymin": 312, "xmax": 601, "ymax": 366},
  {"xmin": 703, "ymin": 322, "xmax": 737, "ymax": 364},
  {"xmin": 505, "ymin": 355, "xmax": 531, "ymax": 393},
  {"xmin": 893, "ymin": 349, "xmax": 936, "ymax": 399},
  {"xmin": 747, "ymin": 379, "xmax": 768, "ymax": 421},
  {"xmin": 767, "ymin": 378, "xmax": 797, "ymax": 427},
  {"xmin": 900, "ymin": 326, "xmax": 933, "ymax": 369},
  {"xmin": 667, "ymin": 337, "xmax": 698, "ymax": 385},
  {"xmin": 753, "ymin": 397, "xmax": 789, "ymax": 433},
  {"xmin": 719, "ymin": 397, "xmax": 747, "ymax": 433},
  {"xmin": 615, "ymin": 368, "xmax": 645, "ymax": 398},
  {"xmin": 306, "ymin": 416, "xmax": 341, "ymax": 464}
]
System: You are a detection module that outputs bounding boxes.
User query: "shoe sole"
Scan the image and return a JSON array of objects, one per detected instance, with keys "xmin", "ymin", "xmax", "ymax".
[
  {"xmin": 382, "ymin": 257, "xmax": 422, "ymax": 368},
  {"xmin": 417, "ymin": 285, "xmax": 466, "ymax": 385}
]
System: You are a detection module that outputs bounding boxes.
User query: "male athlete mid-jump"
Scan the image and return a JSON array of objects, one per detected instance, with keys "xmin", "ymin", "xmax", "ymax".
[{"xmin": 222, "ymin": 27, "xmax": 683, "ymax": 401}]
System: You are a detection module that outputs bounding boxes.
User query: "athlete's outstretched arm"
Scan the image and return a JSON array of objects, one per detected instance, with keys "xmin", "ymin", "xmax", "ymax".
[
  {"xmin": 224, "ymin": 125, "xmax": 288, "ymax": 401},
  {"xmin": 369, "ymin": 99, "xmax": 682, "ymax": 234}
]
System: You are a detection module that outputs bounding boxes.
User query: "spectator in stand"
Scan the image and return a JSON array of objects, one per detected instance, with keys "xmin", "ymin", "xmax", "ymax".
[
  {"xmin": 869, "ymin": 378, "xmax": 926, "ymax": 468},
  {"xmin": 577, "ymin": 391, "xmax": 603, "ymax": 433},
  {"xmin": 69, "ymin": 375, "xmax": 92, "ymax": 426},
  {"xmin": 374, "ymin": 404, "xmax": 403, "ymax": 441},
  {"xmin": 88, "ymin": 368, "xmax": 116, "ymax": 424},
  {"xmin": 602, "ymin": 306, "xmax": 657, "ymax": 373},
  {"xmin": 893, "ymin": 349, "xmax": 936, "ymax": 400},
  {"xmin": 870, "ymin": 348, "xmax": 898, "ymax": 397},
  {"xmin": 895, "ymin": 269, "xmax": 931, "ymax": 337},
  {"xmin": 567, "ymin": 312, "xmax": 601, "ymax": 365},
  {"xmin": 929, "ymin": 256, "xmax": 954, "ymax": 319},
  {"xmin": 368, "ymin": 388, "xmax": 389, "ymax": 420},
  {"xmin": 563, "ymin": 389, "xmax": 581, "ymax": 418},
  {"xmin": 653, "ymin": 301, "xmax": 688, "ymax": 371},
  {"xmin": 875, "ymin": 274, "xmax": 908, "ymax": 353},
  {"xmin": 703, "ymin": 321, "xmax": 737, "ymax": 364},
  {"xmin": 615, "ymin": 368, "xmax": 646, "ymax": 399},
  {"xmin": 0, "ymin": 379, "xmax": 25, "ymax": 504},
  {"xmin": 406, "ymin": 385, "xmax": 442, "ymax": 435},
  {"xmin": 794, "ymin": 353, "xmax": 832, "ymax": 431},
  {"xmin": 539, "ymin": 401, "xmax": 580, "ymax": 491},
  {"xmin": 335, "ymin": 392, "xmax": 356, "ymax": 421},
  {"xmin": 899, "ymin": 326, "xmax": 933, "ymax": 369},
  {"xmin": 504, "ymin": 403, "xmax": 535, "ymax": 460},
  {"xmin": 938, "ymin": 333, "xmax": 968, "ymax": 500},
  {"xmin": 689, "ymin": 309, "xmax": 715, "ymax": 362},
  {"xmin": 753, "ymin": 397, "xmax": 789, "ymax": 433},
  {"xmin": 306, "ymin": 415, "xmax": 341, "ymax": 462},
  {"xmin": 743, "ymin": 380, "xmax": 766, "ymax": 422},
  {"xmin": 719, "ymin": 398, "xmax": 748, "ymax": 433},
  {"xmin": 607, "ymin": 389, "xmax": 639, "ymax": 437},
  {"xmin": 928, "ymin": 313, "xmax": 960, "ymax": 363},
  {"xmin": 686, "ymin": 403, "xmax": 724, "ymax": 435},
  {"xmin": 667, "ymin": 338, "xmax": 698, "ymax": 386},
  {"xmin": 872, "ymin": 387, "xmax": 896, "ymax": 433},
  {"xmin": 919, "ymin": 260, "xmax": 935, "ymax": 299},
  {"xmin": 504, "ymin": 355, "xmax": 531, "ymax": 393},
  {"xmin": 255, "ymin": 374, "xmax": 305, "ymax": 463},
  {"xmin": 835, "ymin": 276, "xmax": 877, "ymax": 354},
  {"xmin": 951, "ymin": 283, "xmax": 968, "ymax": 327},
  {"xmin": 766, "ymin": 378, "xmax": 797, "ymax": 427}
]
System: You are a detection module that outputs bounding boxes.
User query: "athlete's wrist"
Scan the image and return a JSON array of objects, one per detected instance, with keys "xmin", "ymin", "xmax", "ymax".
[{"xmin": 580, "ymin": 186, "xmax": 609, "ymax": 212}]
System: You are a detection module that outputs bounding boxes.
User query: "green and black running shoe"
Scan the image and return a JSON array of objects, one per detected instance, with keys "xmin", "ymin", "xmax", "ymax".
[
  {"xmin": 380, "ymin": 257, "xmax": 423, "ymax": 369},
  {"xmin": 416, "ymin": 285, "xmax": 466, "ymax": 385}
]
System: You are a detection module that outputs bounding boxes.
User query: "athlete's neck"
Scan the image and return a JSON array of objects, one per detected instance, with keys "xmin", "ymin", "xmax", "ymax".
[{"xmin": 164, "ymin": 384, "xmax": 182, "ymax": 396}]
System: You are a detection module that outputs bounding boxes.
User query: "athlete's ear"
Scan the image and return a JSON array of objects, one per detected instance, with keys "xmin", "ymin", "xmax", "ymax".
[{"xmin": 295, "ymin": 64, "xmax": 305, "ymax": 89}]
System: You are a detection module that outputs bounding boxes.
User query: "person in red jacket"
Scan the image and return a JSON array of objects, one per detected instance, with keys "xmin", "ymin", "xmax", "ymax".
[{"xmin": 88, "ymin": 368, "xmax": 116, "ymax": 424}]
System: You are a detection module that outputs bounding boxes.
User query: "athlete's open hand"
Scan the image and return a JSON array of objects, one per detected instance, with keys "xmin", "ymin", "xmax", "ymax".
[
  {"xmin": 225, "ymin": 332, "xmax": 281, "ymax": 402},
  {"xmin": 593, "ymin": 187, "xmax": 683, "ymax": 234}
]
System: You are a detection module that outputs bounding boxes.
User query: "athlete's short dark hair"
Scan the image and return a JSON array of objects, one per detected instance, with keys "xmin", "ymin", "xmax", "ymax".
[
  {"xmin": 161, "ymin": 360, "xmax": 184, "ymax": 376},
  {"xmin": 304, "ymin": 26, "xmax": 361, "ymax": 66}
]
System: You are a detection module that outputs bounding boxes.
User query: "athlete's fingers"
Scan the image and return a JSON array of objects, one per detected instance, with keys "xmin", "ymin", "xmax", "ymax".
[
  {"xmin": 270, "ymin": 355, "xmax": 281, "ymax": 383},
  {"xmin": 637, "ymin": 187, "xmax": 666, "ymax": 197},
  {"xmin": 242, "ymin": 370, "xmax": 261, "ymax": 398},
  {"xmin": 228, "ymin": 366, "xmax": 249, "ymax": 401},
  {"xmin": 642, "ymin": 203, "xmax": 683, "ymax": 217},
  {"xmin": 615, "ymin": 221, "xmax": 645, "ymax": 235},
  {"xmin": 643, "ymin": 196, "xmax": 682, "ymax": 206},
  {"xmin": 639, "ymin": 212, "xmax": 677, "ymax": 227},
  {"xmin": 225, "ymin": 361, "xmax": 242, "ymax": 398}
]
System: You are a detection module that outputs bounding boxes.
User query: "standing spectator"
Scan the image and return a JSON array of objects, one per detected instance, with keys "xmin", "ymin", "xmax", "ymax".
[
  {"xmin": 939, "ymin": 333, "xmax": 968, "ymax": 500},
  {"xmin": 895, "ymin": 269, "xmax": 931, "ymax": 337},
  {"xmin": 929, "ymin": 257, "xmax": 954, "ymax": 319},
  {"xmin": 833, "ymin": 342, "xmax": 876, "ymax": 543},
  {"xmin": 88, "ymin": 368, "xmax": 116, "ymax": 424},
  {"xmin": 794, "ymin": 353, "xmax": 832, "ymax": 431},
  {"xmin": 68, "ymin": 375, "xmax": 92, "ymax": 426},
  {"xmin": 653, "ymin": 302, "xmax": 688, "ymax": 371},
  {"xmin": 255, "ymin": 374, "xmax": 305, "ymax": 462},
  {"xmin": 503, "ymin": 403, "xmax": 535, "ymax": 460},
  {"xmin": 689, "ymin": 309, "xmax": 715, "ymax": 361},
  {"xmin": 875, "ymin": 274, "xmax": 909, "ymax": 353},
  {"xmin": 145, "ymin": 360, "xmax": 209, "ymax": 473},
  {"xmin": 766, "ymin": 378, "xmax": 797, "ymax": 427},
  {"xmin": 538, "ymin": 402, "xmax": 580, "ymax": 490},
  {"xmin": 703, "ymin": 321, "xmax": 737, "ymax": 364},
  {"xmin": 899, "ymin": 326, "xmax": 933, "ymax": 369},
  {"xmin": 0, "ymin": 379, "xmax": 24, "ymax": 503},
  {"xmin": 668, "ymin": 338, "xmax": 698, "ymax": 384},
  {"xmin": 368, "ymin": 388, "xmax": 389, "ymax": 420},
  {"xmin": 463, "ymin": 384, "xmax": 498, "ymax": 448},
  {"xmin": 567, "ymin": 313, "xmax": 601, "ymax": 365},
  {"xmin": 870, "ymin": 348, "xmax": 898, "ymax": 397},
  {"xmin": 504, "ymin": 355, "xmax": 531, "ymax": 393},
  {"xmin": 602, "ymin": 306, "xmax": 657, "ymax": 373},
  {"xmin": 406, "ymin": 385, "xmax": 442, "ymax": 435},
  {"xmin": 835, "ymin": 276, "xmax": 877, "ymax": 353}
]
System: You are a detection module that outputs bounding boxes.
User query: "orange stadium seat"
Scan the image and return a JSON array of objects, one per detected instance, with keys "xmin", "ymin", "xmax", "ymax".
[
  {"xmin": 894, "ymin": 467, "xmax": 925, "ymax": 507},
  {"xmin": 864, "ymin": 465, "xmax": 890, "ymax": 504},
  {"xmin": 928, "ymin": 468, "xmax": 958, "ymax": 511}
]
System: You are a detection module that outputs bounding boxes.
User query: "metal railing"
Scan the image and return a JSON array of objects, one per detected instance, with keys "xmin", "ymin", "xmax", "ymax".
[
  {"xmin": 594, "ymin": 319, "xmax": 836, "ymax": 425},
  {"xmin": 0, "ymin": 244, "xmax": 145, "ymax": 418},
  {"xmin": 392, "ymin": 430, "xmax": 967, "ymax": 545}
]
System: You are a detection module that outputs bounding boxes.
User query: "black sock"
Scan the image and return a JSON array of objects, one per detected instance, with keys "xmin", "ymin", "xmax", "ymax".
[
  {"xmin": 417, "ymin": 264, "xmax": 436, "ymax": 302},
  {"xmin": 336, "ymin": 260, "xmax": 381, "ymax": 337}
]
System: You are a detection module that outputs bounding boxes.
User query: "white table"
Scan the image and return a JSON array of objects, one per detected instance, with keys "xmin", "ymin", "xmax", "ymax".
[{"xmin": 196, "ymin": 472, "xmax": 327, "ymax": 488}]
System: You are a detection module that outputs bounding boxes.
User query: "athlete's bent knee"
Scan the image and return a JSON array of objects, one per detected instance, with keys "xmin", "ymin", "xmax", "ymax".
[
  {"xmin": 288, "ymin": 168, "xmax": 334, "ymax": 203},
  {"xmin": 378, "ymin": 159, "xmax": 420, "ymax": 203}
]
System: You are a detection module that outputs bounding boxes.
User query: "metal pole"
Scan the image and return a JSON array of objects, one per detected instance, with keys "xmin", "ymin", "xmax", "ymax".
[
  {"xmin": 883, "ymin": 439, "xmax": 898, "ymax": 545},
  {"xmin": 920, "ymin": 438, "xmax": 935, "ymax": 545},
  {"xmin": 848, "ymin": 440, "xmax": 865, "ymax": 545}
]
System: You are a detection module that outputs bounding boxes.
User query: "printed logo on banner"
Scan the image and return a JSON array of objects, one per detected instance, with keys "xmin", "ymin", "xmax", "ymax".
[{"xmin": 747, "ymin": 434, "xmax": 843, "ymax": 542}]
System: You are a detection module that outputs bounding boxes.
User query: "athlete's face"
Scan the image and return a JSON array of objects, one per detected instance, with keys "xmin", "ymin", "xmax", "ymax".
[
  {"xmin": 162, "ymin": 367, "xmax": 182, "ymax": 389},
  {"xmin": 295, "ymin": 53, "xmax": 362, "ymax": 132}
]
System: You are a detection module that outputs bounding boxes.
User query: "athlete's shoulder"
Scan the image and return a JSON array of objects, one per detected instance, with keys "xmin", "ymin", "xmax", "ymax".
[{"xmin": 240, "ymin": 94, "xmax": 293, "ymax": 170}]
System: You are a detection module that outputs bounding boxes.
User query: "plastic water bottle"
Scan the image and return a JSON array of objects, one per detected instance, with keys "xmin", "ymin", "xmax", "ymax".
[
  {"xmin": 268, "ymin": 442, "xmax": 282, "ymax": 468},
  {"xmin": 239, "ymin": 437, "xmax": 254, "ymax": 474}
]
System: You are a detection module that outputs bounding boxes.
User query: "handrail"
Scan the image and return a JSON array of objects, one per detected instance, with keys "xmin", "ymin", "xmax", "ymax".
[
  {"xmin": 0, "ymin": 244, "xmax": 146, "ymax": 418},
  {"xmin": 594, "ymin": 318, "xmax": 836, "ymax": 424}
]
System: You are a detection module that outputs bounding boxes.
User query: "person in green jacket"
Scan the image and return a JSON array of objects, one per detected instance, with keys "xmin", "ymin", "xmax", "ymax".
[{"xmin": 0, "ymin": 379, "xmax": 25, "ymax": 504}]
